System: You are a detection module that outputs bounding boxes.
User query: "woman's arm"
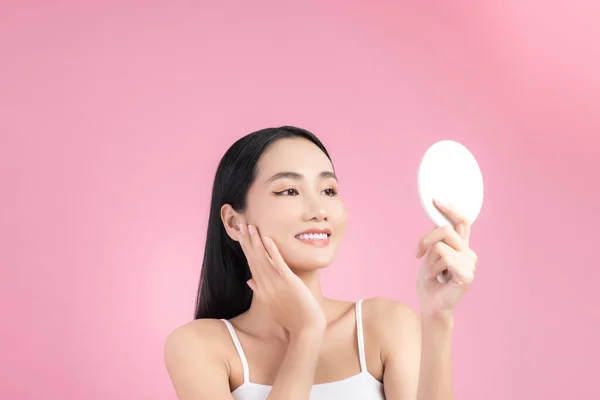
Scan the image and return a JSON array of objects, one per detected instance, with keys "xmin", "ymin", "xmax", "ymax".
[
  {"xmin": 387, "ymin": 200, "xmax": 476, "ymax": 399},
  {"xmin": 417, "ymin": 312, "xmax": 454, "ymax": 400},
  {"xmin": 164, "ymin": 321, "xmax": 324, "ymax": 400},
  {"xmin": 266, "ymin": 326, "xmax": 325, "ymax": 400},
  {"xmin": 164, "ymin": 323, "xmax": 234, "ymax": 400},
  {"xmin": 379, "ymin": 299, "xmax": 454, "ymax": 400}
]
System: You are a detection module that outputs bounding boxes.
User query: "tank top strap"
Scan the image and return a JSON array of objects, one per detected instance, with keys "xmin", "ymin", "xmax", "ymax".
[
  {"xmin": 221, "ymin": 319, "xmax": 250, "ymax": 383},
  {"xmin": 355, "ymin": 299, "xmax": 368, "ymax": 373}
]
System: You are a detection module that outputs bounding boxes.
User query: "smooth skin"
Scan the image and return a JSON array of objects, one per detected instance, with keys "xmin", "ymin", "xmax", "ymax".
[{"xmin": 164, "ymin": 138, "xmax": 477, "ymax": 400}]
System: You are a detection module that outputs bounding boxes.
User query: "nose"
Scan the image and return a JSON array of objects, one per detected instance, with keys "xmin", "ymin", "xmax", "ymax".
[{"xmin": 302, "ymin": 194, "xmax": 329, "ymax": 222}]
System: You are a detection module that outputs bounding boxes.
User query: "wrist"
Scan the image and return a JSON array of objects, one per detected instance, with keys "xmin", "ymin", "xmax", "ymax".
[
  {"xmin": 288, "ymin": 329, "xmax": 324, "ymax": 356},
  {"xmin": 290, "ymin": 325, "xmax": 325, "ymax": 341},
  {"xmin": 421, "ymin": 310, "xmax": 454, "ymax": 330}
]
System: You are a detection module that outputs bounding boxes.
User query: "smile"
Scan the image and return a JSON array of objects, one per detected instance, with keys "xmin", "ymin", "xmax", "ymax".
[{"xmin": 294, "ymin": 233, "xmax": 331, "ymax": 247}]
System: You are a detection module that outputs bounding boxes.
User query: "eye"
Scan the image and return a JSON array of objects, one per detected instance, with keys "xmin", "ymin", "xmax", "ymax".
[
  {"xmin": 273, "ymin": 188, "xmax": 339, "ymax": 197},
  {"xmin": 274, "ymin": 188, "xmax": 299, "ymax": 196}
]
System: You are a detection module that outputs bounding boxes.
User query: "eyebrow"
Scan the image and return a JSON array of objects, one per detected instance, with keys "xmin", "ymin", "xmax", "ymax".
[{"xmin": 264, "ymin": 171, "xmax": 338, "ymax": 184}]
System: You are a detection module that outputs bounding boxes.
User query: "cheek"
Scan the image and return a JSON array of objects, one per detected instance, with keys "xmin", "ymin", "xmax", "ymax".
[
  {"xmin": 252, "ymin": 202, "xmax": 302, "ymax": 236},
  {"xmin": 257, "ymin": 197, "xmax": 301, "ymax": 219},
  {"xmin": 331, "ymin": 204, "xmax": 348, "ymax": 232},
  {"xmin": 247, "ymin": 201, "xmax": 283, "ymax": 227},
  {"xmin": 252, "ymin": 214, "xmax": 292, "ymax": 244}
]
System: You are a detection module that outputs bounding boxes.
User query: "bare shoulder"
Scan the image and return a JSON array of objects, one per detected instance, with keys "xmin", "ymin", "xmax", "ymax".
[
  {"xmin": 164, "ymin": 318, "xmax": 230, "ymax": 351},
  {"xmin": 360, "ymin": 297, "xmax": 421, "ymax": 353},
  {"xmin": 361, "ymin": 296, "xmax": 420, "ymax": 327},
  {"xmin": 164, "ymin": 319, "xmax": 233, "ymax": 399}
]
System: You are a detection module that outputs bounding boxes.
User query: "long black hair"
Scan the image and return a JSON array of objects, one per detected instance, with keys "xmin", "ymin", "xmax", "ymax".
[{"xmin": 194, "ymin": 126, "xmax": 333, "ymax": 320}]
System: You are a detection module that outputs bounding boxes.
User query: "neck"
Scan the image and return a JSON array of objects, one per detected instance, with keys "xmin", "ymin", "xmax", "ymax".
[{"xmin": 245, "ymin": 269, "xmax": 326, "ymax": 340}]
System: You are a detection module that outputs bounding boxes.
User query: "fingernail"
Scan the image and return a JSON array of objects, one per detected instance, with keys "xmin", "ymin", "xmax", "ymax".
[
  {"xmin": 264, "ymin": 237, "xmax": 273, "ymax": 247},
  {"xmin": 248, "ymin": 225, "xmax": 254, "ymax": 236}
]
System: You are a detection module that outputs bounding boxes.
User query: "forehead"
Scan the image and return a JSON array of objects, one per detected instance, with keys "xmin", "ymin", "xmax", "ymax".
[{"xmin": 256, "ymin": 138, "xmax": 333, "ymax": 177}]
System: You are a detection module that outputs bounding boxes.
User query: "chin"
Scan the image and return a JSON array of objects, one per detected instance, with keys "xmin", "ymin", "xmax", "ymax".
[
  {"xmin": 277, "ymin": 237, "xmax": 341, "ymax": 272},
  {"xmin": 283, "ymin": 249, "xmax": 338, "ymax": 272},
  {"xmin": 289, "ymin": 257, "xmax": 332, "ymax": 272}
]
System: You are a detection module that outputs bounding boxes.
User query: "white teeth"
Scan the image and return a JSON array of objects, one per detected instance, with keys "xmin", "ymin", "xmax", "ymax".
[{"xmin": 296, "ymin": 233, "xmax": 328, "ymax": 240}]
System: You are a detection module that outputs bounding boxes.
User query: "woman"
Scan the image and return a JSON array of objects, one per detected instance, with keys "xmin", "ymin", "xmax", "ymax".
[{"xmin": 164, "ymin": 126, "xmax": 477, "ymax": 399}]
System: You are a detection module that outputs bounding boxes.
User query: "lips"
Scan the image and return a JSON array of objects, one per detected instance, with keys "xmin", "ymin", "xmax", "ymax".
[
  {"xmin": 295, "ymin": 228, "xmax": 332, "ymax": 236},
  {"xmin": 294, "ymin": 228, "xmax": 331, "ymax": 247}
]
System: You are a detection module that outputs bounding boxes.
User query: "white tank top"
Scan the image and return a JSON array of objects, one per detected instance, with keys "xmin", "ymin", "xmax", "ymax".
[{"xmin": 221, "ymin": 299, "xmax": 386, "ymax": 399}]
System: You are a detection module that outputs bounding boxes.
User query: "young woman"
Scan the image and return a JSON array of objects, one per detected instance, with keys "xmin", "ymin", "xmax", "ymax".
[{"xmin": 164, "ymin": 126, "xmax": 478, "ymax": 399}]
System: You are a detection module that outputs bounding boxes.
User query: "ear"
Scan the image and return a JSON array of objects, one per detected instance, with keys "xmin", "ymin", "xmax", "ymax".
[{"xmin": 220, "ymin": 203, "xmax": 245, "ymax": 242}]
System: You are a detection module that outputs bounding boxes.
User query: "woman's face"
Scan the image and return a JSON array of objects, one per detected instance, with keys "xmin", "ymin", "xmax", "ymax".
[{"xmin": 243, "ymin": 138, "xmax": 347, "ymax": 271}]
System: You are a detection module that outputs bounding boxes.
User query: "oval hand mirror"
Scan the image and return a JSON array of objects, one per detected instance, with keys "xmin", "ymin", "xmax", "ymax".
[{"xmin": 417, "ymin": 140, "xmax": 484, "ymax": 284}]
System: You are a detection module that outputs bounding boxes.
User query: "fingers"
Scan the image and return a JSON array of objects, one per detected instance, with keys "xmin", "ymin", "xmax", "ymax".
[
  {"xmin": 416, "ymin": 224, "xmax": 465, "ymax": 259},
  {"xmin": 433, "ymin": 200, "xmax": 472, "ymax": 244},
  {"xmin": 455, "ymin": 222, "xmax": 471, "ymax": 247},
  {"xmin": 247, "ymin": 225, "xmax": 271, "ymax": 264},
  {"xmin": 238, "ymin": 224, "xmax": 285, "ymax": 284},
  {"xmin": 426, "ymin": 257, "xmax": 448, "ymax": 281},
  {"xmin": 238, "ymin": 224, "xmax": 263, "ymax": 285},
  {"xmin": 425, "ymin": 242, "xmax": 476, "ymax": 285},
  {"xmin": 423, "ymin": 242, "xmax": 441, "ymax": 266},
  {"xmin": 425, "ymin": 242, "xmax": 453, "ymax": 279},
  {"xmin": 263, "ymin": 236, "xmax": 292, "ymax": 277}
]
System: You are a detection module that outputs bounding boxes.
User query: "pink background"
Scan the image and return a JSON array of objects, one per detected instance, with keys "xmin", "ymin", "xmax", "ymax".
[{"xmin": 2, "ymin": 1, "xmax": 599, "ymax": 398}]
